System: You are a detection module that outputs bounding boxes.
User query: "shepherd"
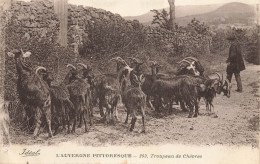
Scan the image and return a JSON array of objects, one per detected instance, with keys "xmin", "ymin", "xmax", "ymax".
[{"xmin": 226, "ymin": 34, "xmax": 245, "ymax": 93}]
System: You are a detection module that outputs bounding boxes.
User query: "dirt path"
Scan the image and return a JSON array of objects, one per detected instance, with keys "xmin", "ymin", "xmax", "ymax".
[{"xmin": 10, "ymin": 64, "xmax": 260, "ymax": 147}]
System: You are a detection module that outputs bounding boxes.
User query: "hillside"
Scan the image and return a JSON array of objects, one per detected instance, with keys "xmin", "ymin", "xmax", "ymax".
[
  {"xmin": 125, "ymin": 2, "xmax": 256, "ymax": 26},
  {"xmin": 124, "ymin": 3, "xmax": 223, "ymax": 24},
  {"xmin": 176, "ymin": 2, "xmax": 256, "ymax": 26}
]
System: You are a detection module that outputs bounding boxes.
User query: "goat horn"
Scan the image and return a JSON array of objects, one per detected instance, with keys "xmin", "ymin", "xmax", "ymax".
[
  {"xmin": 66, "ymin": 64, "xmax": 76, "ymax": 70},
  {"xmin": 215, "ymin": 72, "xmax": 221, "ymax": 81},
  {"xmin": 110, "ymin": 57, "xmax": 124, "ymax": 62},
  {"xmin": 35, "ymin": 66, "xmax": 46, "ymax": 75},
  {"xmin": 127, "ymin": 57, "xmax": 140, "ymax": 63},
  {"xmin": 183, "ymin": 56, "xmax": 198, "ymax": 62},
  {"xmin": 149, "ymin": 61, "xmax": 157, "ymax": 66},
  {"xmin": 140, "ymin": 74, "xmax": 144, "ymax": 80},
  {"xmin": 77, "ymin": 63, "xmax": 88, "ymax": 69},
  {"xmin": 178, "ymin": 59, "xmax": 191, "ymax": 65},
  {"xmin": 21, "ymin": 48, "xmax": 24, "ymax": 54}
]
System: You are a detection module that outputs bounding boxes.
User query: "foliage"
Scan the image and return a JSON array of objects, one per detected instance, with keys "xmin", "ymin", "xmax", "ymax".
[
  {"xmin": 151, "ymin": 9, "xmax": 171, "ymax": 30},
  {"xmin": 5, "ymin": 21, "xmax": 75, "ymax": 101},
  {"xmin": 244, "ymin": 26, "xmax": 260, "ymax": 65}
]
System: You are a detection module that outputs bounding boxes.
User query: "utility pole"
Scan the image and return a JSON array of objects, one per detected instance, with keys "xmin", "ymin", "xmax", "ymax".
[
  {"xmin": 168, "ymin": 0, "xmax": 175, "ymax": 31},
  {"xmin": 54, "ymin": 0, "xmax": 68, "ymax": 47}
]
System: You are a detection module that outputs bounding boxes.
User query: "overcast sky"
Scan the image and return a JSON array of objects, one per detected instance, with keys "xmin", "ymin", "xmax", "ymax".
[{"xmin": 67, "ymin": 0, "xmax": 258, "ymax": 16}]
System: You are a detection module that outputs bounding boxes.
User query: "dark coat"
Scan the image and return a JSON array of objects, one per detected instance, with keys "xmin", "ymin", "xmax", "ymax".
[{"xmin": 226, "ymin": 42, "xmax": 245, "ymax": 74}]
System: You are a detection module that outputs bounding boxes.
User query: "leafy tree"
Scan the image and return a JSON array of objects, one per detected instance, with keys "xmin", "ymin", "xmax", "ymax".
[{"xmin": 151, "ymin": 9, "xmax": 170, "ymax": 30}]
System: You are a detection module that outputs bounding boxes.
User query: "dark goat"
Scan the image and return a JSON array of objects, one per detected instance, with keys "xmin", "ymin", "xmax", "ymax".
[
  {"xmin": 67, "ymin": 68, "xmax": 92, "ymax": 133},
  {"xmin": 38, "ymin": 65, "xmax": 76, "ymax": 134},
  {"xmin": 90, "ymin": 57, "xmax": 131, "ymax": 119},
  {"xmin": 177, "ymin": 57, "xmax": 204, "ymax": 76},
  {"xmin": 122, "ymin": 74, "xmax": 146, "ymax": 132},
  {"xmin": 151, "ymin": 75, "xmax": 202, "ymax": 117},
  {"xmin": 92, "ymin": 73, "xmax": 121, "ymax": 123},
  {"xmin": 141, "ymin": 61, "xmax": 161, "ymax": 110},
  {"xmin": 7, "ymin": 49, "xmax": 53, "ymax": 138}
]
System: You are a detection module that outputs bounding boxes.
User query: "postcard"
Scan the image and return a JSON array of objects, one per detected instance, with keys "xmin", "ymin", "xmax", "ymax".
[{"xmin": 0, "ymin": 0, "xmax": 259, "ymax": 163}]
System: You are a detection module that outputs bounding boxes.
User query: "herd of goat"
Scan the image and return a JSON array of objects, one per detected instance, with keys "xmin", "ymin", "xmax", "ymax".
[{"xmin": 7, "ymin": 49, "xmax": 232, "ymax": 138}]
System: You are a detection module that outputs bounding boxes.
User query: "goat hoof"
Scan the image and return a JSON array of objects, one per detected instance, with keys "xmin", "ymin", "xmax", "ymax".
[
  {"xmin": 193, "ymin": 114, "xmax": 198, "ymax": 117},
  {"xmin": 188, "ymin": 115, "xmax": 192, "ymax": 118},
  {"xmin": 141, "ymin": 129, "xmax": 146, "ymax": 133},
  {"xmin": 129, "ymin": 128, "xmax": 133, "ymax": 132}
]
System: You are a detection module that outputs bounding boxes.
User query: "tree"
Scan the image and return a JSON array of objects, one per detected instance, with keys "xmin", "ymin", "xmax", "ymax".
[
  {"xmin": 151, "ymin": 9, "xmax": 170, "ymax": 30},
  {"xmin": 168, "ymin": 0, "xmax": 175, "ymax": 31}
]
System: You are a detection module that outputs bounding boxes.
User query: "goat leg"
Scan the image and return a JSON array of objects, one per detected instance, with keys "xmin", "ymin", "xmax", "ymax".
[
  {"xmin": 193, "ymin": 103, "xmax": 199, "ymax": 117},
  {"xmin": 43, "ymin": 106, "xmax": 53, "ymax": 138},
  {"xmin": 33, "ymin": 107, "xmax": 42, "ymax": 139},
  {"xmin": 180, "ymin": 101, "xmax": 188, "ymax": 112},
  {"xmin": 78, "ymin": 114, "xmax": 83, "ymax": 128},
  {"xmin": 130, "ymin": 112, "xmax": 137, "ymax": 132},
  {"xmin": 141, "ymin": 109, "xmax": 145, "ymax": 133},
  {"xmin": 60, "ymin": 102, "xmax": 66, "ymax": 131},
  {"xmin": 71, "ymin": 104, "xmax": 78, "ymax": 133},
  {"xmin": 124, "ymin": 110, "xmax": 129, "ymax": 124},
  {"xmin": 187, "ymin": 103, "xmax": 194, "ymax": 118},
  {"xmin": 99, "ymin": 98, "xmax": 105, "ymax": 117},
  {"xmin": 83, "ymin": 110, "xmax": 89, "ymax": 132}
]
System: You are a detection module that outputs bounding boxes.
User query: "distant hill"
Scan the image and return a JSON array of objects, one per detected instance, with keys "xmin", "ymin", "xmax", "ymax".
[
  {"xmin": 124, "ymin": 4, "xmax": 223, "ymax": 24},
  {"xmin": 124, "ymin": 2, "xmax": 256, "ymax": 26},
  {"xmin": 176, "ymin": 2, "xmax": 256, "ymax": 26}
]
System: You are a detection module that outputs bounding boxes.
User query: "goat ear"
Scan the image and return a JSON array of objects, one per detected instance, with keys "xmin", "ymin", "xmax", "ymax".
[
  {"xmin": 140, "ymin": 74, "xmax": 145, "ymax": 83},
  {"xmin": 133, "ymin": 74, "xmax": 138, "ymax": 81},
  {"xmin": 200, "ymin": 84, "xmax": 206, "ymax": 92},
  {"xmin": 7, "ymin": 52, "xmax": 15, "ymax": 57},
  {"xmin": 22, "ymin": 51, "xmax": 31, "ymax": 58}
]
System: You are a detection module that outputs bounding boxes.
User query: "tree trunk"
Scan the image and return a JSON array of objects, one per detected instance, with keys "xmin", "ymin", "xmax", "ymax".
[
  {"xmin": 54, "ymin": 0, "xmax": 68, "ymax": 47},
  {"xmin": 168, "ymin": 0, "xmax": 175, "ymax": 31}
]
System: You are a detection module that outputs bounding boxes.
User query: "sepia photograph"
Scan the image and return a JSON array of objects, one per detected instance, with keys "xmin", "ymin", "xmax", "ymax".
[{"xmin": 0, "ymin": 0, "xmax": 259, "ymax": 163}]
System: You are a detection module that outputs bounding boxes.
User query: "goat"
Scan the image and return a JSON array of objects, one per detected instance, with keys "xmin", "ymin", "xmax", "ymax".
[
  {"xmin": 201, "ymin": 73, "xmax": 231, "ymax": 112},
  {"xmin": 151, "ymin": 75, "xmax": 203, "ymax": 117},
  {"xmin": 7, "ymin": 49, "xmax": 53, "ymax": 138},
  {"xmin": 91, "ymin": 73, "xmax": 121, "ymax": 123},
  {"xmin": 121, "ymin": 74, "xmax": 146, "ymax": 132},
  {"xmin": 141, "ymin": 61, "xmax": 161, "ymax": 110},
  {"xmin": 76, "ymin": 63, "xmax": 120, "ymax": 125},
  {"xmin": 37, "ymin": 65, "xmax": 75, "ymax": 134},
  {"xmin": 177, "ymin": 57, "xmax": 204, "ymax": 76},
  {"xmin": 90, "ymin": 57, "xmax": 131, "ymax": 119},
  {"xmin": 67, "ymin": 67, "xmax": 92, "ymax": 133}
]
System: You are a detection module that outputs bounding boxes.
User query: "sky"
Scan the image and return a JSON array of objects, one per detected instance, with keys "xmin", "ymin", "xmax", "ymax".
[
  {"xmin": 67, "ymin": 0, "xmax": 258, "ymax": 16},
  {"xmin": 1, "ymin": 0, "xmax": 257, "ymax": 16}
]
